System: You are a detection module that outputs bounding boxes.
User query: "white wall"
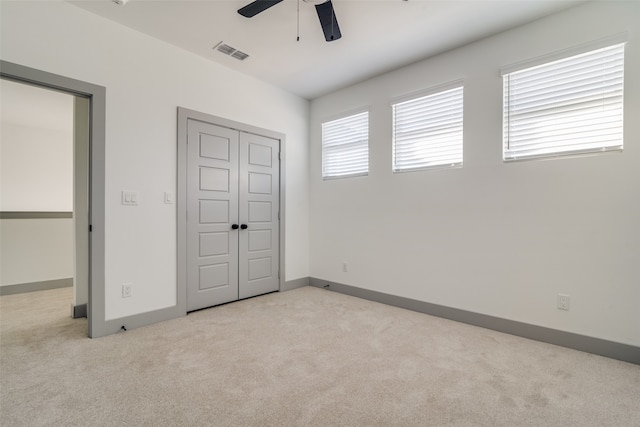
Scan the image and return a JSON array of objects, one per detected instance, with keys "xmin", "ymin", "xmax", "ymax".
[
  {"xmin": 309, "ymin": 1, "xmax": 640, "ymax": 346},
  {"xmin": 0, "ymin": 82, "xmax": 75, "ymax": 287},
  {"xmin": 0, "ymin": 218, "xmax": 74, "ymax": 286},
  {"xmin": 0, "ymin": 122, "xmax": 73, "ymax": 211},
  {"xmin": 0, "ymin": 1, "xmax": 310, "ymax": 320}
]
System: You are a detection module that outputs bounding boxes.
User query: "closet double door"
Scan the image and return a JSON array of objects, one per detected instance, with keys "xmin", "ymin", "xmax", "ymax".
[{"xmin": 187, "ymin": 120, "xmax": 280, "ymax": 312}]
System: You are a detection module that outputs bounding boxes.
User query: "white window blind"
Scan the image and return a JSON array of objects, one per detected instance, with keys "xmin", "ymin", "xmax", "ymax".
[
  {"xmin": 503, "ymin": 43, "xmax": 625, "ymax": 161},
  {"xmin": 322, "ymin": 111, "xmax": 369, "ymax": 178},
  {"xmin": 392, "ymin": 86, "xmax": 463, "ymax": 172}
]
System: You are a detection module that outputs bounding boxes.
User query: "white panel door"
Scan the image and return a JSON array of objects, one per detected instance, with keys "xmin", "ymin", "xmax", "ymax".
[
  {"xmin": 239, "ymin": 132, "xmax": 280, "ymax": 299},
  {"xmin": 187, "ymin": 120, "xmax": 279, "ymax": 311},
  {"xmin": 187, "ymin": 120, "xmax": 239, "ymax": 311}
]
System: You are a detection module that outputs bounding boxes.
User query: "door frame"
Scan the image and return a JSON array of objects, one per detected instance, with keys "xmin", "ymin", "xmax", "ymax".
[
  {"xmin": 0, "ymin": 60, "xmax": 107, "ymax": 338},
  {"xmin": 177, "ymin": 107, "xmax": 286, "ymax": 313}
]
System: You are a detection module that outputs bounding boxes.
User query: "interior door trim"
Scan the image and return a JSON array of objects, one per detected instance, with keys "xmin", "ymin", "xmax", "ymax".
[
  {"xmin": 177, "ymin": 107, "xmax": 286, "ymax": 314},
  {"xmin": 0, "ymin": 60, "xmax": 106, "ymax": 338}
]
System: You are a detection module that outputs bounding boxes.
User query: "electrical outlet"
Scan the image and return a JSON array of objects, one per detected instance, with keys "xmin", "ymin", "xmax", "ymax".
[
  {"xmin": 557, "ymin": 294, "xmax": 570, "ymax": 310},
  {"xmin": 342, "ymin": 262, "xmax": 348, "ymax": 272},
  {"xmin": 122, "ymin": 283, "xmax": 132, "ymax": 298}
]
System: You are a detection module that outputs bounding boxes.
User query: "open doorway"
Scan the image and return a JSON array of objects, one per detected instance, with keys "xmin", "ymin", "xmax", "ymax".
[
  {"xmin": 0, "ymin": 60, "xmax": 106, "ymax": 337},
  {"xmin": 0, "ymin": 78, "xmax": 88, "ymax": 327}
]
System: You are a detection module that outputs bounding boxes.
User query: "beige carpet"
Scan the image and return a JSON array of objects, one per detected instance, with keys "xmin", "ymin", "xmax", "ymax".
[{"xmin": 1, "ymin": 286, "xmax": 639, "ymax": 426}]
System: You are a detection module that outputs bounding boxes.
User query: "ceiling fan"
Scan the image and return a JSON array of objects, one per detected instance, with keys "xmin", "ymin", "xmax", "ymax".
[{"xmin": 238, "ymin": 0, "xmax": 342, "ymax": 42}]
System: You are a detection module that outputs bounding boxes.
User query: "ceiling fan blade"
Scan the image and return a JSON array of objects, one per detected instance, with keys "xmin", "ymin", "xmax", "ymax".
[
  {"xmin": 238, "ymin": 0, "xmax": 284, "ymax": 18},
  {"xmin": 315, "ymin": 0, "xmax": 342, "ymax": 42}
]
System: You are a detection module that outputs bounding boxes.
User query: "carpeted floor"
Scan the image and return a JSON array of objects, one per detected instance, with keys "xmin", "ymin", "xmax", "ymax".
[{"xmin": 1, "ymin": 286, "xmax": 639, "ymax": 426}]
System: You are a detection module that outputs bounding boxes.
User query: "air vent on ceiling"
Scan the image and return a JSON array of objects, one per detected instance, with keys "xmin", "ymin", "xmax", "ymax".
[
  {"xmin": 231, "ymin": 51, "xmax": 249, "ymax": 61},
  {"xmin": 213, "ymin": 42, "xmax": 250, "ymax": 61}
]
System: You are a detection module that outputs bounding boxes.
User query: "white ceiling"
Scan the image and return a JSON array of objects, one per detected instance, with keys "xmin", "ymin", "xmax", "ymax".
[{"xmin": 69, "ymin": 0, "xmax": 585, "ymax": 100}]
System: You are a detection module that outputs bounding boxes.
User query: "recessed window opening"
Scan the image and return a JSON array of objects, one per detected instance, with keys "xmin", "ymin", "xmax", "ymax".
[
  {"xmin": 322, "ymin": 110, "xmax": 369, "ymax": 179},
  {"xmin": 392, "ymin": 85, "xmax": 464, "ymax": 172},
  {"xmin": 502, "ymin": 42, "xmax": 625, "ymax": 161}
]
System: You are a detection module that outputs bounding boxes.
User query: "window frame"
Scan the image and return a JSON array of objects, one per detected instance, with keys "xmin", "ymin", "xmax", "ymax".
[
  {"xmin": 391, "ymin": 81, "xmax": 464, "ymax": 173},
  {"xmin": 321, "ymin": 108, "xmax": 370, "ymax": 180},
  {"xmin": 501, "ymin": 37, "xmax": 626, "ymax": 162}
]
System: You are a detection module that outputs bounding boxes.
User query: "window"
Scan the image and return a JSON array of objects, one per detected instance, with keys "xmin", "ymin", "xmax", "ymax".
[
  {"xmin": 502, "ymin": 42, "xmax": 625, "ymax": 161},
  {"xmin": 392, "ymin": 85, "xmax": 464, "ymax": 172},
  {"xmin": 322, "ymin": 110, "xmax": 369, "ymax": 179}
]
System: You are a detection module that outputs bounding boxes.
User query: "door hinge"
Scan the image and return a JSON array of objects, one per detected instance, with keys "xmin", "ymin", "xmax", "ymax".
[
  {"xmin": 278, "ymin": 151, "xmax": 282, "ymax": 160},
  {"xmin": 277, "ymin": 211, "xmax": 280, "ymax": 220},
  {"xmin": 89, "ymin": 224, "xmax": 92, "ymax": 232},
  {"xmin": 278, "ymin": 271, "xmax": 280, "ymax": 279}
]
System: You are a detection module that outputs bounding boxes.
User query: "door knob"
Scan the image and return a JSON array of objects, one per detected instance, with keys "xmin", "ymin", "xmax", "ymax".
[
  {"xmin": 240, "ymin": 224, "xmax": 248, "ymax": 230},
  {"xmin": 231, "ymin": 224, "xmax": 239, "ymax": 230}
]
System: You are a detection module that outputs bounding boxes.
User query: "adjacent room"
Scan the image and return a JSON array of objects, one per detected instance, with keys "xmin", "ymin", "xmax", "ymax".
[{"xmin": 1, "ymin": 0, "xmax": 638, "ymax": 425}]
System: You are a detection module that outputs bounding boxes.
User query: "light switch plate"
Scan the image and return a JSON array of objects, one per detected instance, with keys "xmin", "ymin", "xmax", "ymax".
[
  {"xmin": 164, "ymin": 192, "xmax": 174, "ymax": 204},
  {"xmin": 122, "ymin": 191, "xmax": 139, "ymax": 206}
]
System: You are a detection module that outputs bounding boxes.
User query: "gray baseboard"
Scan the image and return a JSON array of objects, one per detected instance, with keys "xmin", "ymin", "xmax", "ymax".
[
  {"xmin": 282, "ymin": 277, "xmax": 310, "ymax": 291},
  {"xmin": 102, "ymin": 304, "xmax": 185, "ymax": 338},
  {"xmin": 309, "ymin": 278, "xmax": 640, "ymax": 366},
  {"xmin": 98, "ymin": 278, "xmax": 310, "ymax": 338},
  {"xmin": 72, "ymin": 303, "xmax": 87, "ymax": 319},
  {"xmin": 0, "ymin": 278, "xmax": 73, "ymax": 296}
]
